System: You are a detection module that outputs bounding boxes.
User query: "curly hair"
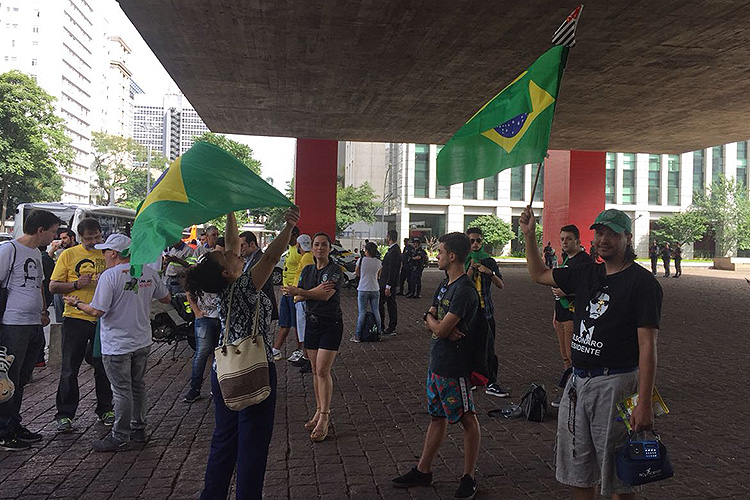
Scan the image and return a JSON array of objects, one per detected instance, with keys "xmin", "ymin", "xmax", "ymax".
[{"xmin": 182, "ymin": 253, "xmax": 229, "ymax": 300}]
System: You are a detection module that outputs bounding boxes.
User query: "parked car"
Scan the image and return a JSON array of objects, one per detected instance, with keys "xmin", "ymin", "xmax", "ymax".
[{"xmin": 0, "ymin": 232, "xmax": 11, "ymax": 242}]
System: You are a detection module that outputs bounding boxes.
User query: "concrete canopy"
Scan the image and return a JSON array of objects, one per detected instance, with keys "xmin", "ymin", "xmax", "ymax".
[{"xmin": 119, "ymin": 1, "xmax": 750, "ymax": 154}]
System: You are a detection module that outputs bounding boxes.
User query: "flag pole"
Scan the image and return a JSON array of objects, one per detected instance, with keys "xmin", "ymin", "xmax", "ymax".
[{"xmin": 528, "ymin": 157, "xmax": 545, "ymax": 206}]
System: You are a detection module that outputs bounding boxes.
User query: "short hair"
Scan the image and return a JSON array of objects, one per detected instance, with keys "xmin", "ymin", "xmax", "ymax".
[
  {"xmin": 439, "ymin": 232, "xmax": 470, "ymax": 262},
  {"xmin": 77, "ymin": 218, "xmax": 101, "ymax": 237},
  {"xmin": 313, "ymin": 232, "xmax": 332, "ymax": 246},
  {"xmin": 387, "ymin": 229, "xmax": 398, "ymax": 242},
  {"xmin": 466, "ymin": 227, "xmax": 482, "ymax": 236},
  {"xmin": 59, "ymin": 228, "xmax": 76, "ymax": 240},
  {"xmin": 364, "ymin": 241, "xmax": 380, "ymax": 259},
  {"xmin": 239, "ymin": 231, "xmax": 258, "ymax": 245},
  {"xmin": 560, "ymin": 224, "xmax": 581, "ymax": 240},
  {"xmin": 23, "ymin": 210, "xmax": 61, "ymax": 235},
  {"xmin": 204, "ymin": 225, "xmax": 219, "ymax": 235}
]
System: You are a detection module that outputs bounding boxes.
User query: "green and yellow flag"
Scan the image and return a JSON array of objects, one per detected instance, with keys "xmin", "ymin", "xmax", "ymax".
[
  {"xmin": 437, "ymin": 45, "xmax": 568, "ymax": 186},
  {"xmin": 130, "ymin": 141, "xmax": 293, "ymax": 275}
]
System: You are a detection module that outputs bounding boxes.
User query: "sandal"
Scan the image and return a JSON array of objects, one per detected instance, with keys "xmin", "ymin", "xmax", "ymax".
[
  {"xmin": 304, "ymin": 408, "xmax": 321, "ymax": 432},
  {"xmin": 310, "ymin": 411, "xmax": 330, "ymax": 442}
]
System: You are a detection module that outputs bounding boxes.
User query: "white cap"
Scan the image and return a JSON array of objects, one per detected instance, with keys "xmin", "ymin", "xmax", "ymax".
[
  {"xmin": 94, "ymin": 234, "xmax": 131, "ymax": 253},
  {"xmin": 297, "ymin": 234, "xmax": 312, "ymax": 252}
]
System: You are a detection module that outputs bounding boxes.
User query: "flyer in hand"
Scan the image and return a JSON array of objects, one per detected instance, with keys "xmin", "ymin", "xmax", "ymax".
[{"xmin": 617, "ymin": 387, "xmax": 670, "ymax": 431}]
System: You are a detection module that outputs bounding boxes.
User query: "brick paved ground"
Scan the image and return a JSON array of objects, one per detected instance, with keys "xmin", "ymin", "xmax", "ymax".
[{"xmin": 1, "ymin": 264, "xmax": 749, "ymax": 499}]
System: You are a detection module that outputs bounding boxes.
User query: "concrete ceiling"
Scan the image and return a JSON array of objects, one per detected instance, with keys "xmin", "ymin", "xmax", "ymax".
[{"xmin": 118, "ymin": 1, "xmax": 750, "ymax": 154}]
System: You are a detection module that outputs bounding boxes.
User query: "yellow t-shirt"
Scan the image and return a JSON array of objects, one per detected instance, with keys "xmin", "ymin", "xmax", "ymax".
[
  {"xmin": 293, "ymin": 251, "xmax": 315, "ymax": 302},
  {"xmin": 50, "ymin": 245, "xmax": 107, "ymax": 321},
  {"xmin": 282, "ymin": 245, "xmax": 301, "ymax": 286}
]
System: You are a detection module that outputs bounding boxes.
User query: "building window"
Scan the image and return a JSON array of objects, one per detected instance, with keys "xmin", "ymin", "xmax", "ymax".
[
  {"xmin": 667, "ymin": 155, "xmax": 680, "ymax": 205},
  {"xmin": 693, "ymin": 149, "xmax": 705, "ymax": 193},
  {"xmin": 622, "ymin": 153, "xmax": 636, "ymax": 204},
  {"xmin": 483, "ymin": 174, "xmax": 498, "ymax": 200},
  {"xmin": 463, "ymin": 180, "xmax": 477, "ymax": 200},
  {"xmin": 414, "ymin": 143, "xmax": 429, "ymax": 198},
  {"xmin": 605, "ymin": 152, "xmax": 616, "ymax": 203},
  {"xmin": 31, "ymin": 58, "xmax": 37, "ymax": 66},
  {"xmin": 510, "ymin": 165, "xmax": 525, "ymax": 201},
  {"xmin": 648, "ymin": 154, "xmax": 661, "ymax": 205},
  {"xmin": 32, "ymin": 26, "xmax": 38, "ymax": 33},
  {"xmin": 712, "ymin": 145, "xmax": 724, "ymax": 184},
  {"xmin": 737, "ymin": 141, "xmax": 747, "ymax": 188},
  {"xmin": 532, "ymin": 163, "xmax": 543, "ymax": 201}
]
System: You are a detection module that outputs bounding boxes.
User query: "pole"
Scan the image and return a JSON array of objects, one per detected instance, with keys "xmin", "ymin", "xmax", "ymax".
[
  {"xmin": 146, "ymin": 144, "xmax": 152, "ymax": 193},
  {"xmin": 528, "ymin": 157, "xmax": 544, "ymax": 206}
]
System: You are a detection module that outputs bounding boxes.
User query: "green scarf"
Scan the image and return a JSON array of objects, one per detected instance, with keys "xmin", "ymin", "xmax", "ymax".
[{"xmin": 465, "ymin": 248, "xmax": 491, "ymax": 270}]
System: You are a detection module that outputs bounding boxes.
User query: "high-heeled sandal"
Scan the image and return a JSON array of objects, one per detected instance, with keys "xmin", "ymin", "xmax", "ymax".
[
  {"xmin": 310, "ymin": 411, "xmax": 330, "ymax": 442},
  {"xmin": 304, "ymin": 408, "xmax": 321, "ymax": 432}
]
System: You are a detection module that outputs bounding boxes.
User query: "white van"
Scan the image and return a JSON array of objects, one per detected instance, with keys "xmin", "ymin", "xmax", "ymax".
[{"xmin": 11, "ymin": 203, "xmax": 136, "ymax": 239}]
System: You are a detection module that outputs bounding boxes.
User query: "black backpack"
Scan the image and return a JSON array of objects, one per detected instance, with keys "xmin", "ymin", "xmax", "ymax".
[
  {"xmin": 360, "ymin": 311, "xmax": 381, "ymax": 342},
  {"xmin": 520, "ymin": 383, "xmax": 548, "ymax": 422}
]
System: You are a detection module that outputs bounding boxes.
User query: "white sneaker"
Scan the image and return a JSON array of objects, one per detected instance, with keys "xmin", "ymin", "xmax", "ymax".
[
  {"xmin": 287, "ymin": 349, "xmax": 303, "ymax": 363},
  {"xmin": 272, "ymin": 348, "xmax": 283, "ymax": 361}
]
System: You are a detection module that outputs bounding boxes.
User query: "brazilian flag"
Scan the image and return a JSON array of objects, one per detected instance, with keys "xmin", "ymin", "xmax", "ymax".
[
  {"xmin": 130, "ymin": 141, "xmax": 293, "ymax": 275},
  {"xmin": 437, "ymin": 45, "xmax": 568, "ymax": 186}
]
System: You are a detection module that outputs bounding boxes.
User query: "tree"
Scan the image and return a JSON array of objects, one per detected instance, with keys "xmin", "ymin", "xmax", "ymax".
[
  {"xmin": 192, "ymin": 132, "xmax": 261, "ymax": 175},
  {"xmin": 336, "ymin": 182, "xmax": 378, "ymax": 235},
  {"xmin": 91, "ymin": 132, "xmax": 168, "ymax": 207},
  {"xmin": 0, "ymin": 70, "xmax": 73, "ymax": 230},
  {"xmin": 652, "ymin": 210, "xmax": 708, "ymax": 247},
  {"xmin": 692, "ymin": 175, "xmax": 750, "ymax": 257},
  {"xmin": 516, "ymin": 223, "xmax": 543, "ymax": 255},
  {"xmin": 469, "ymin": 215, "xmax": 515, "ymax": 253}
]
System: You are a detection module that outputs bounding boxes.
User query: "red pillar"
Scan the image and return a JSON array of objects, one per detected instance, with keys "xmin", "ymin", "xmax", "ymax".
[
  {"xmin": 294, "ymin": 139, "xmax": 338, "ymax": 239},
  {"xmin": 543, "ymin": 150, "xmax": 606, "ymax": 257}
]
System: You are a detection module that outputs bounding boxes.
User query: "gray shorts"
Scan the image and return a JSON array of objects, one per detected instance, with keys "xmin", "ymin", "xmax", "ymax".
[{"xmin": 555, "ymin": 370, "xmax": 640, "ymax": 497}]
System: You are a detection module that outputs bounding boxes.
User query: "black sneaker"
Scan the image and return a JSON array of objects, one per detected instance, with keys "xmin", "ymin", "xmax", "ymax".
[
  {"xmin": 454, "ymin": 474, "xmax": 477, "ymax": 499},
  {"xmin": 298, "ymin": 359, "xmax": 312, "ymax": 374},
  {"xmin": 392, "ymin": 467, "xmax": 433, "ymax": 488},
  {"xmin": 0, "ymin": 436, "xmax": 31, "ymax": 451},
  {"xmin": 16, "ymin": 427, "xmax": 43, "ymax": 443},
  {"xmin": 99, "ymin": 411, "xmax": 115, "ymax": 427},
  {"xmin": 183, "ymin": 389, "xmax": 201, "ymax": 403},
  {"xmin": 130, "ymin": 429, "xmax": 148, "ymax": 443},
  {"xmin": 485, "ymin": 383, "xmax": 510, "ymax": 398},
  {"xmin": 381, "ymin": 329, "xmax": 397, "ymax": 337},
  {"xmin": 92, "ymin": 434, "xmax": 127, "ymax": 452}
]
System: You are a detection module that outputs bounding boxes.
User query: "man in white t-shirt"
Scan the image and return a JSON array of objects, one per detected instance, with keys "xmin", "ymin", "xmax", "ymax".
[{"xmin": 65, "ymin": 234, "xmax": 170, "ymax": 452}]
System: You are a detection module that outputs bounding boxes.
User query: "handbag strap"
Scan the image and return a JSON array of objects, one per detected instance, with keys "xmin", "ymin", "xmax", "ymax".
[
  {"xmin": 4, "ymin": 242, "xmax": 17, "ymax": 288},
  {"xmin": 221, "ymin": 281, "xmax": 263, "ymax": 346}
]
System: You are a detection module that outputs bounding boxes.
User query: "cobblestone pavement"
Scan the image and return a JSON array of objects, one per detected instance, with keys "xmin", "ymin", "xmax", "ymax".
[{"xmin": 1, "ymin": 265, "xmax": 749, "ymax": 499}]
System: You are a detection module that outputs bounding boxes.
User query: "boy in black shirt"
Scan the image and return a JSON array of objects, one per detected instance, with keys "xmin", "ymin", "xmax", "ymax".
[
  {"xmin": 520, "ymin": 207, "xmax": 662, "ymax": 499},
  {"xmin": 392, "ymin": 233, "xmax": 480, "ymax": 500}
]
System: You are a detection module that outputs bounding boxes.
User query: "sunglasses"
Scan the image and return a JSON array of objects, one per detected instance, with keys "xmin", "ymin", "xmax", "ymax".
[{"xmin": 469, "ymin": 238, "xmax": 482, "ymax": 243}]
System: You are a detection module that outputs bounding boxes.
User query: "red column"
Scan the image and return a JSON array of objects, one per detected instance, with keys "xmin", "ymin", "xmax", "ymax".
[
  {"xmin": 542, "ymin": 150, "xmax": 606, "ymax": 257},
  {"xmin": 294, "ymin": 139, "xmax": 338, "ymax": 239}
]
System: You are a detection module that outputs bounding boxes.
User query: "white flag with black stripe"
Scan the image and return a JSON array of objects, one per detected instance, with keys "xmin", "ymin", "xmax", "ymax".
[{"xmin": 552, "ymin": 4, "xmax": 583, "ymax": 47}]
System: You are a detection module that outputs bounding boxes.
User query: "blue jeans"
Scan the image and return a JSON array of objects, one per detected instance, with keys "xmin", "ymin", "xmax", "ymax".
[
  {"xmin": 190, "ymin": 317, "xmax": 220, "ymax": 393},
  {"xmin": 201, "ymin": 364, "xmax": 277, "ymax": 500},
  {"xmin": 356, "ymin": 290, "xmax": 381, "ymax": 339}
]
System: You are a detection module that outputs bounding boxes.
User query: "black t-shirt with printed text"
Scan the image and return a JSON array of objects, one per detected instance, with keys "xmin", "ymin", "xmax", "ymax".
[
  {"xmin": 429, "ymin": 274, "xmax": 479, "ymax": 378},
  {"xmin": 298, "ymin": 260, "xmax": 343, "ymax": 320},
  {"xmin": 554, "ymin": 251, "xmax": 593, "ymax": 322},
  {"xmin": 552, "ymin": 262, "xmax": 662, "ymax": 370}
]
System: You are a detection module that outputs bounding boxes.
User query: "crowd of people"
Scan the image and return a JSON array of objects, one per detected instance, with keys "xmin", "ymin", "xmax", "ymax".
[
  {"xmin": 0, "ymin": 204, "xmax": 665, "ymax": 500},
  {"xmin": 649, "ymin": 241, "xmax": 683, "ymax": 278}
]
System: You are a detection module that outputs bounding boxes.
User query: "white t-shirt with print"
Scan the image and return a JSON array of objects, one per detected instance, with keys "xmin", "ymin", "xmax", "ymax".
[
  {"xmin": 90, "ymin": 263, "xmax": 169, "ymax": 355},
  {"xmin": 0, "ymin": 241, "xmax": 44, "ymax": 325}
]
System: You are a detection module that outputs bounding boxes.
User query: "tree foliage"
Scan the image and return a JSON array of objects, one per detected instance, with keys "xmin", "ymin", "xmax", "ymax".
[
  {"xmin": 652, "ymin": 210, "xmax": 708, "ymax": 246},
  {"xmin": 91, "ymin": 132, "xmax": 168, "ymax": 207},
  {"xmin": 692, "ymin": 175, "xmax": 750, "ymax": 257},
  {"xmin": 469, "ymin": 215, "xmax": 515, "ymax": 253},
  {"xmin": 192, "ymin": 132, "xmax": 261, "ymax": 175},
  {"xmin": 0, "ymin": 70, "xmax": 73, "ymax": 229},
  {"xmin": 336, "ymin": 182, "xmax": 379, "ymax": 235}
]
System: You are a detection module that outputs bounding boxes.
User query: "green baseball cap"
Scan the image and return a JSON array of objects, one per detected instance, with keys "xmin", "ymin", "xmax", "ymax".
[{"xmin": 590, "ymin": 209, "xmax": 632, "ymax": 233}]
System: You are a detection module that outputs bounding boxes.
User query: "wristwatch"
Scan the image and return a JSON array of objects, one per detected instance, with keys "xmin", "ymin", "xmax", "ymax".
[
  {"xmin": 74, "ymin": 300, "xmax": 82, "ymax": 309},
  {"xmin": 423, "ymin": 311, "xmax": 432, "ymax": 321},
  {"xmin": 73, "ymin": 280, "xmax": 79, "ymax": 290}
]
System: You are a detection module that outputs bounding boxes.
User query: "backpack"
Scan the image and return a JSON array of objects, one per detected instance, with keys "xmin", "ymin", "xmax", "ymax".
[
  {"xmin": 360, "ymin": 311, "xmax": 381, "ymax": 342},
  {"xmin": 520, "ymin": 383, "xmax": 548, "ymax": 422}
]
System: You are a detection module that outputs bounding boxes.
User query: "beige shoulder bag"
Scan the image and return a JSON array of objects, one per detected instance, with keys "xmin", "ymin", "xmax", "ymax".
[{"xmin": 214, "ymin": 283, "xmax": 271, "ymax": 410}]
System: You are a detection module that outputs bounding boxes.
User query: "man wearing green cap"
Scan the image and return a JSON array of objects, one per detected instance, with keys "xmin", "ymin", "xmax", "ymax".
[
  {"xmin": 519, "ymin": 207, "xmax": 663, "ymax": 499},
  {"xmin": 64, "ymin": 234, "xmax": 172, "ymax": 452}
]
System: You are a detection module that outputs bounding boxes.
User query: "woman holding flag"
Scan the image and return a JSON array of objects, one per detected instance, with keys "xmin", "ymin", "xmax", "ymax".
[{"xmin": 184, "ymin": 207, "xmax": 299, "ymax": 500}]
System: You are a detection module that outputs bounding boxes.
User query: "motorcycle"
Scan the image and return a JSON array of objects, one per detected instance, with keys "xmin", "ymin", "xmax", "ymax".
[
  {"xmin": 151, "ymin": 293, "xmax": 196, "ymax": 360},
  {"xmin": 331, "ymin": 253, "xmax": 359, "ymax": 289}
]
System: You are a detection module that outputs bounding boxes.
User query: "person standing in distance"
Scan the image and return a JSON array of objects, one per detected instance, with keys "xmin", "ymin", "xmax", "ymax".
[{"xmin": 379, "ymin": 230, "xmax": 401, "ymax": 336}]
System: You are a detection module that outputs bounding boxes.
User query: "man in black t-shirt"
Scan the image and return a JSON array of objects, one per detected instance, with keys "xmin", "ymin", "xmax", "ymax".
[
  {"xmin": 407, "ymin": 238, "xmax": 428, "ymax": 298},
  {"xmin": 551, "ymin": 224, "xmax": 592, "ymax": 397},
  {"xmin": 392, "ymin": 233, "xmax": 480, "ymax": 500},
  {"xmin": 520, "ymin": 207, "xmax": 662, "ymax": 499}
]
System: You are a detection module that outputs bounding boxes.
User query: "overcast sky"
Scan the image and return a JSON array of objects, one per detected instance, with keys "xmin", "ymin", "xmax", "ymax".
[{"xmin": 102, "ymin": 0, "xmax": 296, "ymax": 191}]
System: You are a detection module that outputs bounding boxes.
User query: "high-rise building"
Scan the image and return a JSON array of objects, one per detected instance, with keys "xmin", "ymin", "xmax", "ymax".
[{"xmin": 133, "ymin": 91, "xmax": 210, "ymax": 162}]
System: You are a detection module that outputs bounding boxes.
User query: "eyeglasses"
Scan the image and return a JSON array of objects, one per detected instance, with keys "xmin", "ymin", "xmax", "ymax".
[{"xmin": 469, "ymin": 238, "xmax": 482, "ymax": 243}]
